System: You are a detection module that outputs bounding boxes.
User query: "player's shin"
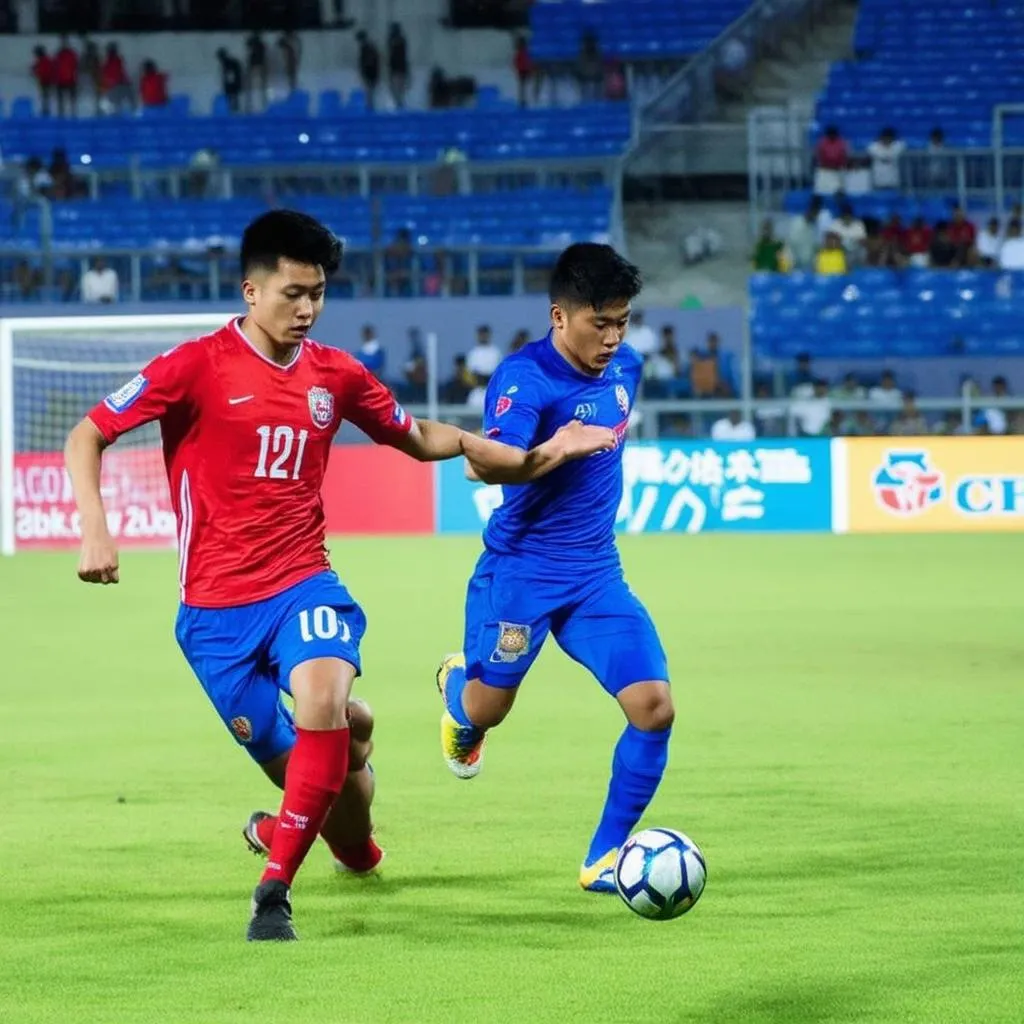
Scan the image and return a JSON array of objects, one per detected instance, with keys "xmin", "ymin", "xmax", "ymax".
[
  {"xmin": 442, "ymin": 659, "xmax": 481, "ymax": 732},
  {"xmin": 261, "ymin": 726, "xmax": 350, "ymax": 886},
  {"xmin": 585, "ymin": 723, "xmax": 671, "ymax": 867}
]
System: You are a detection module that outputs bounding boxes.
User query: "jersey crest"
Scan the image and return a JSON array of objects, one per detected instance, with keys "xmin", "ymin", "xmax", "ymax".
[
  {"xmin": 615, "ymin": 384, "xmax": 630, "ymax": 416},
  {"xmin": 308, "ymin": 386, "xmax": 335, "ymax": 429}
]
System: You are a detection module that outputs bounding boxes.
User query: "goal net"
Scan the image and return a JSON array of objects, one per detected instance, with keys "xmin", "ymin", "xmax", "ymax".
[{"xmin": 0, "ymin": 314, "xmax": 234, "ymax": 554}]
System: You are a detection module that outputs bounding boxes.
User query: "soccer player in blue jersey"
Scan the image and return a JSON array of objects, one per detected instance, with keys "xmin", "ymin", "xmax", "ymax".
[{"xmin": 441, "ymin": 242, "xmax": 675, "ymax": 893}]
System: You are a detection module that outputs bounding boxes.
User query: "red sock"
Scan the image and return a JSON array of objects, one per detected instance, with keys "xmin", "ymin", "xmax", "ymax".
[
  {"xmin": 261, "ymin": 727, "xmax": 349, "ymax": 887},
  {"xmin": 330, "ymin": 837, "xmax": 384, "ymax": 873},
  {"xmin": 256, "ymin": 816, "xmax": 381, "ymax": 872}
]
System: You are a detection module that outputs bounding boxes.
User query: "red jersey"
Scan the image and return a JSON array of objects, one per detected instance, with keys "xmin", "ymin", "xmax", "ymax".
[
  {"xmin": 32, "ymin": 53, "xmax": 55, "ymax": 87},
  {"xmin": 55, "ymin": 47, "xmax": 78, "ymax": 86},
  {"xmin": 87, "ymin": 319, "xmax": 413, "ymax": 608}
]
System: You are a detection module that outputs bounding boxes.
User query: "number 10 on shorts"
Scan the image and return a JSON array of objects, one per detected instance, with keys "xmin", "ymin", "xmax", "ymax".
[{"xmin": 299, "ymin": 606, "xmax": 351, "ymax": 643}]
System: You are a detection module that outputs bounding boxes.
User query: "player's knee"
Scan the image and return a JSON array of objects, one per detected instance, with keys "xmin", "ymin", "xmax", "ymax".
[
  {"xmin": 347, "ymin": 697, "xmax": 374, "ymax": 743},
  {"xmin": 291, "ymin": 659, "xmax": 353, "ymax": 729},
  {"xmin": 620, "ymin": 682, "xmax": 674, "ymax": 732}
]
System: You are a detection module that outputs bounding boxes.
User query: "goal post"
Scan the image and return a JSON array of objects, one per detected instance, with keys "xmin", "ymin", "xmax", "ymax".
[{"xmin": 0, "ymin": 313, "xmax": 235, "ymax": 555}]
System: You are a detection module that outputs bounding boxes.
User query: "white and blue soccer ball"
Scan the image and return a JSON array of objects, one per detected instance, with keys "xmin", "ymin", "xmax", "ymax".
[{"xmin": 614, "ymin": 827, "xmax": 706, "ymax": 920}]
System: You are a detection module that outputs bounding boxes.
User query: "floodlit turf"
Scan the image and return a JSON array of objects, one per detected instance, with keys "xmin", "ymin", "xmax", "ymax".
[{"xmin": 1, "ymin": 534, "xmax": 1022, "ymax": 1024}]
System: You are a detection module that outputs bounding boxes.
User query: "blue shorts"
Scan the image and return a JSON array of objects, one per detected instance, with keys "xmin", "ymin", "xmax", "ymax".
[
  {"xmin": 463, "ymin": 551, "xmax": 668, "ymax": 695},
  {"xmin": 175, "ymin": 570, "xmax": 366, "ymax": 764}
]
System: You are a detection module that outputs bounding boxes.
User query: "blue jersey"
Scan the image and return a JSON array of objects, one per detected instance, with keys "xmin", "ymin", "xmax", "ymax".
[{"xmin": 481, "ymin": 332, "xmax": 643, "ymax": 574}]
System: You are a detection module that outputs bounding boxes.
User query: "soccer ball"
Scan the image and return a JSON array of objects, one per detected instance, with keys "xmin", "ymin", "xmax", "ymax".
[{"xmin": 614, "ymin": 827, "xmax": 706, "ymax": 920}]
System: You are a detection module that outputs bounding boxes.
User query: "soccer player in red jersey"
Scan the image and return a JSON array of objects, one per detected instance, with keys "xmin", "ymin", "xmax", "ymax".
[{"xmin": 64, "ymin": 210, "xmax": 616, "ymax": 941}]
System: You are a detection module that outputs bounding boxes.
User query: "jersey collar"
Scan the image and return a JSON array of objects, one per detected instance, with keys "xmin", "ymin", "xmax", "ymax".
[
  {"xmin": 232, "ymin": 316, "xmax": 304, "ymax": 371},
  {"xmin": 543, "ymin": 330, "xmax": 607, "ymax": 382}
]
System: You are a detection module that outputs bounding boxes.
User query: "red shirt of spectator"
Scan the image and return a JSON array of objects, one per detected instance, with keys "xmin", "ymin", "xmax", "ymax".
[
  {"xmin": 881, "ymin": 216, "xmax": 905, "ymax": 248},
  {"xmin": 903, "ymin": 219, "xmax": 933, "ymax": 255},
  {"xmin": 948, "ymin": 210, "xmax": 976, "ymax": 248},
  {"xmin": 32, "ymin": 51, "xmax": 55, "ymax": 87},
  {"xmin": 101, "ymin": 51, "xmax": 128, "ymax": 91},
  {"xmin": 55, "ymin": 45, "xmax": 78, "ymax": 87},
  {"xmin": 514, "ymin": 40, "xmax": 532, "ymax": 78},
  {"xmin": 815, "ymin": 127, "xmax": 848, "ymax": 170},
  {"xmin": 140, "ymin": 66, "xmax": 168, "ymax": 107}
]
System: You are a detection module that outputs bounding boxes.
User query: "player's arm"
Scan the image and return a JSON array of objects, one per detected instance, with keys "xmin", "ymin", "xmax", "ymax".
[
  {"xmin": 461, "ymin": 421, "xmax": 617, "ymax": 485},
  {"xmin": 65, "ymin": 347, "xmax": 196, "ymax": 584},
  {"xmin": 460, "ymin": 366, "xmax": 616, "ymax": 485},
  {"xmin": 64, "ymin": 418, "xmax": 119, "ymax": 583}
]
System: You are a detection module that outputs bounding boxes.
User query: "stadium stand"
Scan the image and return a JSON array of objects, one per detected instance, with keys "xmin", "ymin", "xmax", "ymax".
[
  {"xmin": 528, "ymin": 0, "xmax": 754, "ymax": 62},
  {"xmin": 816, "ymin": 0, "xmax": 1024, "ymax": 148}
]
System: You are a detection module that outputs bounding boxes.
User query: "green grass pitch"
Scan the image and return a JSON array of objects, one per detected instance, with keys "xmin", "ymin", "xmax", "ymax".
[{"xmin": 1, "ymin": 534, "xmax": 1022, "ymax": 1024}]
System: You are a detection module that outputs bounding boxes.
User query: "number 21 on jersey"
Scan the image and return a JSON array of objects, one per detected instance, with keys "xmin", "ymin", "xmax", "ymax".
[{"xmin": 254, "ymin": 425, "xmax": 309, "ymax": 479}]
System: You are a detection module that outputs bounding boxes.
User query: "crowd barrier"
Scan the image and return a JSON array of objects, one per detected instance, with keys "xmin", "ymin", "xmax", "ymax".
[{"xmin": 7, "ymin": 438, "xmax": 1024, "ymax": 550}]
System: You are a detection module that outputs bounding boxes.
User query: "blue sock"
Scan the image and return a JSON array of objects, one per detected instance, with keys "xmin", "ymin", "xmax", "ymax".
[
  {"xmin": 443, "ymin": 661, "xmax": 480, "ymax": 731},
  {"xmin": 586, "ymin": 724, "xmax": 671, "ymax": 865}
]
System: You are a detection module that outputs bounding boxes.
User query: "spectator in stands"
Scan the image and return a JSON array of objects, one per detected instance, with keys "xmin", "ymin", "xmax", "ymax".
[
  {"xmin": 832, "ymin": 204, "xmax": 866, "ymax": 263},
  {"xmin": 752, "ymin": 219, "xmax": 783, "ymax": 272},
  {"xmin": 509, "ymin": 328, "xmax": 530, "ymax": 354},
  {"xmin": 186, "ymin": 147, "xmax": 220, "ymax": 198},
  {"xmin": 868, "ymin": 370, "xmax": 902, "ymax": 411},
  {"xmin": 868, "ymin": 127, "xmax": 905, "ymax": 190},
  {"xmin": 80, "ymin": 35, "xmax": 101, "ymax": 115},
  {"xmin": 513, "ymin": 35, "xmax": 534, "ymax": 108},
  {"xmin": 385, "ymin": 228, "xmax": 414, "ymax": 297},
  {"xmin": 49, "ymin": 148, "xmax": 81, "ymax": 201},
  {"xmin": 948, "ymin": 207, "xmax": 977, "ymax": 264},
  {"xmin": 217, "ymin": 49, "xmax": 244, "ymax": 114},
  {"xmin": 604, "ymin": 57, "xmax": 627, "ymax": 102},
  {"xmin": 813, "ymin": 125, "xmax": 848, "ymax": 196},
  {"xmin": 31, "ymin": 45, "xmax": 55, "ymax": 117},
  {"xmin": 701, "ymin": 331, "xmax": 735, "ymax": 395},
  {"xmin": 100, "ymin": 43, "xmax": 132, "ymax": 115},
  {"xmin": 387, "ymin": 23, "xmax": 410, "ymax": 109},
  {"xmin": 843, "ymin": 155, "xmax": 872, "ymax": 197},
  {"xmin": 14, "ymin": 156, "xmax": 53, "ymax": 214},
  {"xmin": 576, "ymin": 30, "xmax": 603, "ymax": 103},
  {"xmin": 977, "ymin": 217, "xmax": 1002, "ymax": 268},
  {"xmin": 644, "ymin": 326, "xmax": 681, "ymax": 397},
  {"xmin": 815, "ymin": 231, "xmax": 848, "ymax": 275},
  {"xmin": 688, "ymin": 341, "xmax": 731, "ymax": 400},
  {"xmin": 753, "ymin": 381, "xmax": 786, "ymax": 438},
  {"xmin": 625, "ymin": 309, "xmax": 657, "ymax": 358},
  {"xmin": 246, "ymin": 32, "xmax": 268, "ymax": 112},
  {"xmin": 846, "ymin": 411, "xmax": 880, "ymax": 437},
  {"xmin": 926, "ymin": 127, "xmax": 951, "ymax": 188},
  {"xmin": 442, "ymin": 354, "xmax": 475, "ymax": 404},
  {"xmin": 872, "ymin": 213, "xmax": 906, "ymax": 268},
  {"xmin": 832, "ymin": 372, "xmax": 865, "ymax": 402},
  {"xmin": 711, "ymin": 409, "xmax": 755, "ymax": 442},
  {"xmin": 787, "ymin": 201, "xmax": 821, "ymax": 270},
  {"xmin": 982, "ymin": 376, "xmax": 1010, "ymax": 435},
  {"xmin": 402, "ymin": 327, "xmax": 427, "ymax": 403},
  {"xmin": 80, "ymin": 257, "xmax": 119, "ymax": 304},
  {"xmin": 278, "ymin": 31, "xmax": 302, "ymax": 95},
  {"xmin": 929, "ymin": 222, "xmax": 959, "ymax": 269},
  {"xmin": 357, "ymin": 31, "xmax": 382, "ymax": 110},
  {"xmin": 467, "ymin": 324, "xmax": 502, "ymax": 381},
  {"xmin": 356, "ymin": 324, "xmax": 385, "ymax": 378},
  {"xmin": 140, "ymin": 60, "xmax": 169, "ymax": 109},
  {"xmin": 792, "ymin": 380, "xmax": 832, "ymax": 436},
  {"xmin": 789, "ymin": 353, "xmax": 815, "ymax": 396},
  {"xmin": 12, "ymin": 260, "xmax": 43, "ymax": 301},
  {"xmin": 903, "ymin": 216, "xmax": 933, "ymax": 268},
  {"xmin": 998, "ymin": 220, "xmax": 1024, "ymax": 270},
  {"xmin": 54, "ymin": 35, "xmax": 78, "ymax": 117},
  {"xmin": 889, "ymin": 392, "xmax": 929, "ymax": 436}
]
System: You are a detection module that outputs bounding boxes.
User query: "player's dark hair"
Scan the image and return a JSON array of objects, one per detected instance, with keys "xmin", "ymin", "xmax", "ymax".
[
  {"xmin": 549, "ymin": 242, "xmax": 642, "ymax": 312},
  {"xmin": 241, "ymin": 210, "xmax": 343, "ymax": 279}
]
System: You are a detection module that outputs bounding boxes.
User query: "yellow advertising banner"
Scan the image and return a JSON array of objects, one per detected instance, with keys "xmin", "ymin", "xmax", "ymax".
[{"xmin": 838, "ymin": 437, "xmax": 1024, "ymax": 533}]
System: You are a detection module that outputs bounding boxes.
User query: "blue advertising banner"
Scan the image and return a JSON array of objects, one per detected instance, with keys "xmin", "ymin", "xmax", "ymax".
[{"xmin": 436, "ymin": 440, "xmax": 834, "ymax": 535}]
